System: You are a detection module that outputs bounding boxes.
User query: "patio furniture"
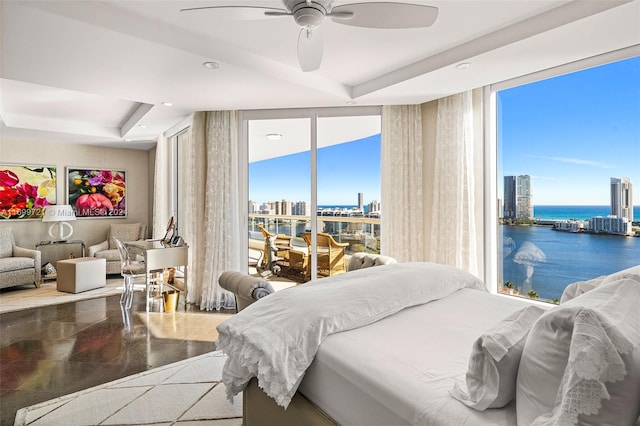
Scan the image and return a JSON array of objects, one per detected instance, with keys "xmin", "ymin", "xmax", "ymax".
[
  {"xmin": 257, "ymin": 225, "xmax": 291, "ymax": 275},
  {"xmin": 0, "ymin": 228, "xmax": 41, "ymax": 289},
  {"xmin": 301, "ymin": 232, "xmax": 349, "ymax": 278}
]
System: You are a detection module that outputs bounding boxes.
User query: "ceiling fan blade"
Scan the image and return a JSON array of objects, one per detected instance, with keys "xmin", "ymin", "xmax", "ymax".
[
  {"xmin": 331, "ymin": 2, "xmax": 438, "ymax": 29},
  {"xmin": 180, "ymin": 5, "xmax": 288, "ymax": 20},
  {"xmin": 297, "ymin": 27, "xmax": 323, "ymax": 72}
]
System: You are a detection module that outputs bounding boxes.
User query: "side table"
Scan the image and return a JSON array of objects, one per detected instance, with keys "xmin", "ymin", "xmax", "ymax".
[{"xmin": 35, "ymin": 240, "xmax": 86, "ymax": 280}]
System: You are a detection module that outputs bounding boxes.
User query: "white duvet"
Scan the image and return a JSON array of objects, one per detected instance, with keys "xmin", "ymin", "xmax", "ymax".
[{"xmin": 216, "ymin": 262, "xmax": 485, "ymax": 408}]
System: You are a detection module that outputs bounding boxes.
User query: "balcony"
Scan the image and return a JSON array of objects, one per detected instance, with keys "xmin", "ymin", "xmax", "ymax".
[{"xmin": 248, "ymin": 213, "xmax": 381, "ymax": 284}]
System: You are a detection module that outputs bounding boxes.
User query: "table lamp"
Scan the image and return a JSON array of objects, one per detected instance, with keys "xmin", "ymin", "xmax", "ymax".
[{"xmin": 42, "ymin": 205, "xmax": 76, "ymax": 241}]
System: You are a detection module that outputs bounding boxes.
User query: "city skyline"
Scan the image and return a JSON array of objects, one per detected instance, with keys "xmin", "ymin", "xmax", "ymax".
[{"xmin": 498, "ymin": 55, "xmax": 639, "ymax": 206}]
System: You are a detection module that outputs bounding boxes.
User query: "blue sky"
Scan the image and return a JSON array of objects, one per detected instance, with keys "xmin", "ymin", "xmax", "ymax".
[
  {"xmin": 250, "ymin": 56, "xmax": 639, "ymax": 208},
  {"xmin": 498, "ymin": 55, "xmax": 640, "ymax": 205},
  {"xmin": 249, "ymin": 134, "xmax": 381, "ymax": 206}
]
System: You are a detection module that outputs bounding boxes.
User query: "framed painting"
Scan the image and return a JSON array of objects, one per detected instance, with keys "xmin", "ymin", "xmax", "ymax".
[
  {"xmin": 0, "ymin": 164, "xmax": 57, "ymax": 220},
  {"xmin": 67, "ymin": 168, "xmax": 127, "ymax": 218}
]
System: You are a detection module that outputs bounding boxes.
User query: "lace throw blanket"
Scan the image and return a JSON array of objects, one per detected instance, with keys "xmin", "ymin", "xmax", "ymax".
[
  {"xmin": 216, "ymin": 262, "xmax": 485, "ymax": 408},
  {"xmin": 532, "ymin": 278, "xmax": 640, "ymax": 425}
]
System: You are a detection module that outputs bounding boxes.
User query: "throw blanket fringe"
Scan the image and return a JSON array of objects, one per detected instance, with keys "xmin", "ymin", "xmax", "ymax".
[{"xmin": 216, "ymin": 262, "xmax": 485, "ymax": 408}]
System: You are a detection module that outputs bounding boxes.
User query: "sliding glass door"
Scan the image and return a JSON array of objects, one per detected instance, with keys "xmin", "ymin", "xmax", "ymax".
[{"xmin": 244, "ymin": 107, "xmax": 381, "ymax": 283}]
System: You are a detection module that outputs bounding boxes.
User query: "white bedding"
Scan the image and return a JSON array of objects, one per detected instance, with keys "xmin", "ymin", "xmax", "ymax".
[
  {"xmin": 299, "ymin": 288, "xmax": 549, "ymax": 426},
  {"xmin": 216, "ymin": 262, "xmax": 485, "ymax": 408}
]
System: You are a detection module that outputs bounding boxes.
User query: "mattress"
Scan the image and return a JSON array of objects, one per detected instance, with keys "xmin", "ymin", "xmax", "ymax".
[{"xmin": 298, "ymin": 288, "xmax": 546, "ymax": 426}]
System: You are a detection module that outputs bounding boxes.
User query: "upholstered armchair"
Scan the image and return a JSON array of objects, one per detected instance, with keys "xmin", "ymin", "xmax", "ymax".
[
  {"xmin": 0, "ymin": 228, "xmax": 41, "ymax": 289},
  {"xmin": 88, "ymin": 223, "xmax": 147, "ymax": 274}
]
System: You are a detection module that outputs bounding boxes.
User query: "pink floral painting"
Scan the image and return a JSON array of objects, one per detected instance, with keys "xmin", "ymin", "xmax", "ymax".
[
  {"xmin": 0, "ymin": 165, "xmax": 57, "ymax": 220},
  {"xmin": 67, "ymin": 168, "xmax": 126, "ymax": 217}
]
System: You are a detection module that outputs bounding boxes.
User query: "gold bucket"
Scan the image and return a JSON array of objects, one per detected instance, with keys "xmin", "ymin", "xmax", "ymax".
[{"xmin": 162, "ymin": 290, "xmax": 180, "ymax": 313}]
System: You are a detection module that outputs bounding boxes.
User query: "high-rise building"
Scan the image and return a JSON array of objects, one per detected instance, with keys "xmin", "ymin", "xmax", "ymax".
[
  {"xmin": 292, "ymin": 201, "xmax": 309, "ymax": 216},
  {"xmin": 503, "ymin": 175, "xmax": 533, "ymax": 219},
  {"xmin": 503, "ymin": 176, "xmax": 516, "ymax": 219},
  {"xmin": 516, "ymin": 175, "xmax": 533, "ymax": 218},
  {"xmin": 611, "ymin": 177, "xmax": 633, "ymax": 223},
  {"xmin": 357, "ymin": 192, "xmax": 364, "ymax": 210}
]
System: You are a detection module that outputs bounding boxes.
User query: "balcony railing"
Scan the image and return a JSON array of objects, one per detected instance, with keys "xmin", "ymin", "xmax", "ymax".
[{"xmin": 248, "ymin": 213, "xmax": 381, "ymax": 255}]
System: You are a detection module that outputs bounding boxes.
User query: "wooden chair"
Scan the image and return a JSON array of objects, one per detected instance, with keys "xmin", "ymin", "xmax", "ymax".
[{"xmin": 301, "ymin": 232, "xmax": 349, "ymax": 278}]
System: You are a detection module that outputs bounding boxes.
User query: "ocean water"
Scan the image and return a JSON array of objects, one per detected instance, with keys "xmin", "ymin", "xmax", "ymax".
[
  {"xmin": 534, "ymin": 205, "xmax": 640, "ymax": 221},
  {"xmin": 501, "ymin": 224, "xmax": 640, "ymax": 301}
]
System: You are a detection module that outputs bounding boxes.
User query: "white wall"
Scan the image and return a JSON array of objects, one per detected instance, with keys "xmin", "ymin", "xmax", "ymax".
[{"xmin": 0, "ymin": 137, "xmax": 153, "ymax": 252}]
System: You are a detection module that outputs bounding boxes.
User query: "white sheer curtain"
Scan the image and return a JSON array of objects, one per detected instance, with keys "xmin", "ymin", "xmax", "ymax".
[
  {"xmin": 429, "ymin": 91, "xmax": 478, "ymax": 275},
  {"xmin": 381, "ymin": 105, "xmax": 425, "ymax": 261},
  {"xmin": 152, "ymin": 133, "xmax": 171, "ymax": 240},
  {"xmin": 381, "ymin": 90, "xmax": 482, "ymax": 276},
  {"xmin": 183, "ymin": 111, "xmax": 242, "ymax": 310}
]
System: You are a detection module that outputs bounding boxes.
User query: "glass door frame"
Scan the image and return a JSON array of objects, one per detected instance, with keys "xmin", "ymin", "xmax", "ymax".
[{"xmin": 240, "ymin": 106, "xmax": 381, "ymax": 281}]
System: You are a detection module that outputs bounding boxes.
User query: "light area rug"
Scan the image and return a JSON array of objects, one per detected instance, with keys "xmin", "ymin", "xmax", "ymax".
[
  {"xmin": 0, "ymin": 278, "xmax": 123, "ymax": 314},
  {"xmin": 14, "ymin": 351, "xmax": 242, "ymax": 426}
]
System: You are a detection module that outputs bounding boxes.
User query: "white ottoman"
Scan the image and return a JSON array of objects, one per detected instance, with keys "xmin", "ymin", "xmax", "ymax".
[{"xmin": 57, "ymin": 257, "xmax": 106, "ymax": 293}]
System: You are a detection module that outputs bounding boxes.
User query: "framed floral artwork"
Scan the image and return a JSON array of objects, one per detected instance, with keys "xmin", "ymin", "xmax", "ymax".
[
  {"xmin": 67, "ymin": 168, "xmax": 126, "ymax": 218},
  {"xmin": 0, "ymin": 164, "xmax": 57, "ymax": 220}
]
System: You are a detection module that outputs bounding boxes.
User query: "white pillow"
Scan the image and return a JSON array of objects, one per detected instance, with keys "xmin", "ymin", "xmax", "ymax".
[
  {"xmin": 516, "ymin": 275, "xmax": 640, "ymax": 426},
  {"xmin": 450, "ymin": 305, "xmax": 545, "ymax": 410},
  {"xmin": 561, "ymin": 264, "xmax": 640, "ymax": 303}
]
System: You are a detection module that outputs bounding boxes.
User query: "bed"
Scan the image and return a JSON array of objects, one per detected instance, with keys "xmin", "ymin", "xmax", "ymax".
[{"xmin": 216, "ymin": 262, "xmax": 640, "ymax": 426}]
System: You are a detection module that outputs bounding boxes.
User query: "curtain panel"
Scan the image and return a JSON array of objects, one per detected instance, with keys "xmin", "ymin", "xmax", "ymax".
[
  {"xmin": 152, "ymin": 133, "xmax": 171, "ymax": 241},
  {"xmin": 381, "ymin": 105, "xmax": 425, "ymax": 262},
  {"xmin": 381, "ymin": 90, "xmax": 483, "ymax": 276},
  {"xmin": 185, "ymin": 111, "xmax": 242, "ymax": 310}
]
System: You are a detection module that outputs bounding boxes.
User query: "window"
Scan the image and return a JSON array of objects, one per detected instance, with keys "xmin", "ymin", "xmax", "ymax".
[
  {"xmin": 244, "ymin": 108, "xmax": 381, "ymax": 282},
  {"xmin": 492, "ymin": 53, "xmax": 640, "ymax": 303}
]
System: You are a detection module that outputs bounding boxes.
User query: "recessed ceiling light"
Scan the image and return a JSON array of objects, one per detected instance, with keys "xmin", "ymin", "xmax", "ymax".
[
  {"xmin": 346, "ymin": 100, "xmax": 357, "ymax": 105},
  {"xmin": 456, "ymin": 62, "xmax": 471, "ymax": 70},
  {"xmin": 203, "ymin": 61, "xmax": 220, "ymax": 70},
  {"xmin": 138, "ymin": 124, "xmax": 148, "ymax": 128},
  {"xmin": 161, "ymin": 102, "xmax": 173, "ymax": 107},
  {"xmin": 124, "ymin": 138, "xmax": 132, "ymax": 142},
  {"xmin": 266, "ymin": 133, "xmax": 282, "ymax": 141}
]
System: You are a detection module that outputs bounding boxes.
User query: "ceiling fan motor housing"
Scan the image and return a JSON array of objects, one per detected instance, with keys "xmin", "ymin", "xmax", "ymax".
[{"xmin": 285, "ymin": 0, "xmax": 334, "ymax": 28}]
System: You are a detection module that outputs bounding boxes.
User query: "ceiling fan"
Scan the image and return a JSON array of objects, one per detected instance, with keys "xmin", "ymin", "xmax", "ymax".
[{"xmin": 181, "ymin": 1, "xmax": 438, "ymax": 72}]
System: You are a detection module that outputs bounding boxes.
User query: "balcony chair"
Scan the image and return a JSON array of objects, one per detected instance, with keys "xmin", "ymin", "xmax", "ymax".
[
  {"xmin": 88, "ymin": 223, "xmax": 147, "ymax": 274},
  {"xmin": 113, "ymin": 237, "xmax": 146, "ymax": 309},
  {"xmin": 0, "ymin": 228, "xmax": 41, "ymax": 289},
  {"xmin": 257, "ymin": 225, "xmax": 291, "ymax": 275},
  {"xmin": 301, "ymin": 232, "xmax": 349, "ymax": 278}
]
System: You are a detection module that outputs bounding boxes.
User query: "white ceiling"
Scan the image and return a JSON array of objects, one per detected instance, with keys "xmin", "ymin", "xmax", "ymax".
[{"xmin": 1, "ymin": 0, "xmax": 638, "ymax": 151}]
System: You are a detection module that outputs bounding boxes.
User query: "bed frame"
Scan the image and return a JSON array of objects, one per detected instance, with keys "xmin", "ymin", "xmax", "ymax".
[{"xmin": 243, "ymin": 378, "xmax": 336, "ymax": 426}]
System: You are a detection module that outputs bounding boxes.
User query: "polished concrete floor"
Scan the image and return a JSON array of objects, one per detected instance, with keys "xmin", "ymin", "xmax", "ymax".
[{"xmin": 0, "ymin": 291, "xmax": 229, "ymax": 426}]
